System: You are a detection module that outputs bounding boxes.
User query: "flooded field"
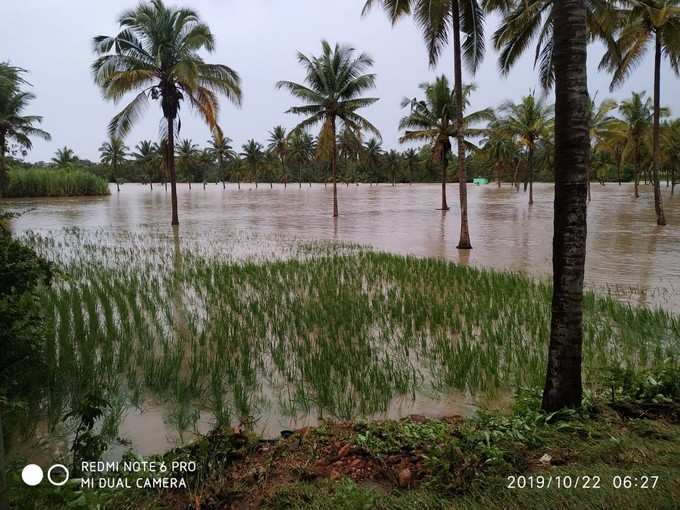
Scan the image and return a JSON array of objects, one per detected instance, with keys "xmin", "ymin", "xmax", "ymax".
[
  {"xmin": 6, "ymin": 182, "xmax": 680, "ymax": 310},
  {"xmin": 3, "ymin": 182, "xmax": 679, "ymax": 458}
]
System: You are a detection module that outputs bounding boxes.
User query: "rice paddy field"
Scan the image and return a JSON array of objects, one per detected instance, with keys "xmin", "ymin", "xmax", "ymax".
[
  {"xmin": 13, "ymin": 223, "xmax": 679, "ymax": 460},
  {"xmin": 4, "ymin": 167, "xmax": 110, "ymax": 197}
]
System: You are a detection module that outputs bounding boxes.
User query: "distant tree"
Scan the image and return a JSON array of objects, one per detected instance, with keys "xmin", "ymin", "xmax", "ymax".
[
  {"xmin": 99, "ymin": 136, "xmax": 128, "ymax": 191},
  {"xmin": 52, "ymin": 146, "xmax": 79, "ymax": 167},
  {"xmin": 277, "ymin": 40, "xmax": 380, "ymax": 217},
  {"xmin": 497, "ymin": 93, "xmax": 554, "ymax": 204},
  {"xmin": 207, "ymin": 132, "xmax": 236, "ymax": 188},
  {"xmin": 132, "ymin": 140, "xmax": 158, "ymax": 189},
  {"xmin": 363, "ymin": 138, "xmax": 384, "ymax": 184},
  {"xmin": 267, "ymin": 126, "xmax": 289, "ymax": 188},
  {"xmin": 400, "ymin": 77, "xmax": 492, "ymax": 211},
  {"xmin": 92, "ymin": 0, "xmax": 242, "ymax": 225},
  {"xmin": 240, "ymin": 139, "xmax": 265, "ymax": 188},
  {"xmin": 0, "ymin": 63, "xmax": 51, "ymax": 193},
  {"xmin": 175, "ymin": 139, "xmax": 200, "ymax": 189},
  {"xmin": 288, "ymin": 130, "xmax": 315, "ymax": 188}
]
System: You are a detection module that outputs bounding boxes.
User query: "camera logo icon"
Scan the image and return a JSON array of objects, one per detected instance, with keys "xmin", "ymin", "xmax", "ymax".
[{"xmin": 21, "ymin": 464, "xmax": 70, "ymax": 486}]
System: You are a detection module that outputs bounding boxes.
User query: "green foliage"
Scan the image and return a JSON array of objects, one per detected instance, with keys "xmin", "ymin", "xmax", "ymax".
[
  {"xmin": 4, "ymin": 166, "xmax": 110, "ymax": 197},
  {"xmin": 65, "ymin": 392, "xmax": 111, "ymax": 474},
  {"xmin": 607, "ymin": 366, "xmax": 680, "ymax": 404}
]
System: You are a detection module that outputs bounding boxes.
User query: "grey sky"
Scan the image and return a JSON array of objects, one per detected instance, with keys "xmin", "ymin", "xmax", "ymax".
[{"xmin": 1, "ymin": 0, "xmax": 673, "ymax": 163}]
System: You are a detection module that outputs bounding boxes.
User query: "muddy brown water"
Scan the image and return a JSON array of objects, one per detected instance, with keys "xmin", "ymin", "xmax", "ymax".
[
  {"xmin": 3, "ymin": 181, "xmax": 679, "ymax": 456},
  {"xmin": 6, "ymin": 182, "xmax": 680, "ymax": 311}
]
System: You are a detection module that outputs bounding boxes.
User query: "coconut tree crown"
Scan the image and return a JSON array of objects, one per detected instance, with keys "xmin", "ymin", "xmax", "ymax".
[{"xmin": 92, "ymin": 0, "xmax": 242, "ymax": 138}]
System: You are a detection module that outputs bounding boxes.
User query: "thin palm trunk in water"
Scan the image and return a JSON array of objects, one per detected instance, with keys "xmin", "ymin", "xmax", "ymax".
[
  {"xmin": 331, "ymin": 116, "xmax": 339, "ymax": 217},
  {"xmin": 167, "ymin": 116, "xmax": 179, "ymax": 226},
  {"xmin": 528, "ymin": 145, "xmax": 535, "ymax": 205},
  {"xmin": 542, "ymin": 0, "xmax": 589, "ymax": 412},
  {"xmin": 440, "ymin": 146, "xmax": 450, "ymax": 210},
  {"xmin": 652, "ymin": 33, "xmax": 666, "ymax": 226},
  {"xmin": 452, "ymin": 0, "xmax": 471, "ymax": 249}
]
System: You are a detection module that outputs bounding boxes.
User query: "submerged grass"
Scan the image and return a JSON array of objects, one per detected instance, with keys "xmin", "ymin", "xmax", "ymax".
[
  {"xmin": 15, "ymin": 228, "xmax": 678, "ymax": 447},
  {"xmin": 3, "ymin": 167, "xmax": 110, "ymax": 197}
]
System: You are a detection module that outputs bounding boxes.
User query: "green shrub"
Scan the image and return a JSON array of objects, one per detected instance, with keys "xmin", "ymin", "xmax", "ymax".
[{"xmin": 3, "ymin": 166, "xmax": 110, "ymax": 197}]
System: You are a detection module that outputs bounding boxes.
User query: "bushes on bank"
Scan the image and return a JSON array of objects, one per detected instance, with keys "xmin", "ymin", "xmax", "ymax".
[{"xmin": 2, "ymin": 166, "xmax": 110, "ymax": 197}]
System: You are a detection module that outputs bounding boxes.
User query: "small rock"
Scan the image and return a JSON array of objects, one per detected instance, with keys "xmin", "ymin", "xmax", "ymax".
[
  {"xmin": 539, "ymin": 454, "xmax": 552, "ymax": 466},
  {"xmin": 398, "ymin": 468, "xmax": 412, "ymax": 488}
]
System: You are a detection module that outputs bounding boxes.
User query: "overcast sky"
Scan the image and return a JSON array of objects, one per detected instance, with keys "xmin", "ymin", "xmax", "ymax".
[{"xmin": 1, "ymin": 0, "xmax": 673, "ymax": 163}]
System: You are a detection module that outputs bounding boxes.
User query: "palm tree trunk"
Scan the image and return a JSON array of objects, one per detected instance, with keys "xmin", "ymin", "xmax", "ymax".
[
  {"xmin": 586, "ymin": 162, "xmax": 591, "ymax": 202},
  {"xmin": 167, "ymin": 116, "xmax": 179, "ymax": 226},
  {"xmin": 0, "ymin": 130, "xmax": 7, "ymax": 194},
  {"xmin": 452, "ymin": 0, "xmax": 471, "ymax": 249},
  {"xmin": 528, "ymin": 144, "xmax": 535, "ymax": 205},
  {"xmin": 441, "ymin": 148, "xmax": 450, "ymax": 211},
  {"xmin": 332, "ymin": 116, "xmax": 339, "ymax": 217},
  {"xmin": 652, "ymin": 32, "xmax": 666, "ymax": 226},
  {"xmin": 634, "ymin": 150, "xmax": 640, "ymax": 198},
  {"xmin": 542, "ymin": 0, "xmax": 589, "ymax": 412}
]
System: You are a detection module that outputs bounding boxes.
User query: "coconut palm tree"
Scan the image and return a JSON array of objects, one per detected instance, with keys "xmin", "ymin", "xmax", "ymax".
[
  {"xmin": 241, "ymin": 139, "xmax": 265, "ymax": 188},
  {"xmin": 399, "ymin": 77, "xmax": 493, "ymax": 211},
  {"xmin": 662, "ymin": 119, "xmax": 680, "ymax": 195},
  {"xmin": 99, "ymin": 136, "xmax": 128, "ymax": 192},
  {"xmin": 599, "ymin": 0, "xmax": 680, "ymax": 226},
  {"xmin": 617, "ymin": 92, "xmax": 663, "ymax": 198},
  {"xmin": 363, "ymin": 137, "xmax": 384, "ymax": 184},
  {"xmin": 403, "ymin": 148, "xmax": 420, "ymax": 184},
  {"xmin": 0, "ymin": 63, "xmax": 51, "ymax": 192},
  {"xmin": 486, "ymin": 0, "xmax": 618, "ymax": 91},
  {"xmin": 385, "ymin": 150, "xmax": 401, "ymax": 186},
  {"xmin": 337, "ymin": 127, "xmax": 363, "ymax": 185},
  {"xmin": 542, "ymin": 0, "xmax": 590, "ymax": 412},
  {"xmin": 132, "ymin": 139, "xmax": 158, "ymax": 189},
  {"xmin": 175, "ymin": 138, "xmax": 200, "ymax": 189},
  {"xmin": 92, "ymin": 0, "xmax": 242, "ymax": 225},
  {"xmin": 207, "ymin": 132, "xmax": 235, "ymax": 188},
  {"xmin": 277, "ymin": 40, "xmax": 380, "ymax": 217},
  {"xmin": 288, "ymin": 130, "xmax": 315, "ymax": 188},
  {"xmin": 51, "ymin": 146, "xmax": 78, "ymax": 166},
  {"xmin": 267, "ymin": 126, "xmax": 289, "ymax": 188},
  {"xmin": 585, "ymin": 97, "xmax": 619, "ymax": 199},
  {"xmin": 363, "ymin": 0, "xmax": 485, "ymax": 249},
  {"xmin": 481, "ymin": 120, "xmax": 521, "ymax": 187},
  {"xmin": 497, "ymin": 93, "xmax": 554, "ymax": 205}
]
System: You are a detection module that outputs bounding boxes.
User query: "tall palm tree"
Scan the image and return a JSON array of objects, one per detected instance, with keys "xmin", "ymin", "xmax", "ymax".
[
  {"xmin": 175, "ymin": 138, "xmax": 200, "ymax": 189},
  {"xmin": 542, "ymin": 0, "xmax": 590, "ymax": 412},
  {"xmin": 497, "ymin": 93, "xmax": 554, "ymax": 204},
  {"xmin": 99, "ymin": 136, "xmax": 128, "ymax": 192},
  {"xmin": 385, "ymin": 150, "xmax": 401, "ymax": 186},
  {"xmin": 288, "ymin": 130, "xmax": 315, "ymax": 188},
  {"xmin": 599, "ymin": 0, "xmax": 680, "ymax": 226},
  {"xmin": 92, "ymin": 0, "xmax": 242, "ymax": 225},
  {"xmin": 132, "ymin": 139, "xmax": 158, "ymax": 189},
  {"xmin": 207, "ymin": 132, "xmax": 235, "ymax": 188},
  {"xmin": 363, "ymin": 0, "xmax": 486, "ymax": 249},
  {"xmin": 240, "ymin": 139, "xmax": 264, "ymax": 188},
  {"xmin": 51, "ymin": 146, "xmax": 78, "ymax": 166},
  {"xmin": 0, "ymin": 63, "xmax": 51, "ymax": 192},
  {"xmin": 277, "ymin": 40, "xmax": 380, "ymax": 217},
  {"xmin": 267, "ymin": 126, "xmax": 289, "ymax": 188},
  {"xmin": 399, "ymin": 77, "xmax": 492, "ymax": 211}
]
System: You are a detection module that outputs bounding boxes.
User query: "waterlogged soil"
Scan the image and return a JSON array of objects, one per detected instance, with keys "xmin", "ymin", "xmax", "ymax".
[{"xmin": 5, "ymin": 182, "xmax": 680, "ymax": 311}]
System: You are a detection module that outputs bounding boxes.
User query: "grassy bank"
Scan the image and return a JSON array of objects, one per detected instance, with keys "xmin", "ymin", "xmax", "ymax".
[
  {"xmin": 2, "ymin": 167, "xmax": 110, "ymax": 197},
  {"xmin": 10, "ymin": 381, "xmax": 680, "ymax": 509}
]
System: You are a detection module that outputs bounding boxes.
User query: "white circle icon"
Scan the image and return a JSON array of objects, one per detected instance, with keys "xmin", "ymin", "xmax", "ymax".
[
  {"xmin": 47, "ymin": 464, "xmax": 70, "ymax": 486},
  {"xmin": 21, "ymin": 464, "xmax": 44, "ymax": 486}
]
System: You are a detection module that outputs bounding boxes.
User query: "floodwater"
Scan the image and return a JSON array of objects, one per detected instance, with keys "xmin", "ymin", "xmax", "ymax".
[
  {"xmin": 6, "ymin": 181, "xmax": 680, "ymax": 311},
  {"xmin": 4, "ymin": 182, "xmax": 679, "ymax": 457}
]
